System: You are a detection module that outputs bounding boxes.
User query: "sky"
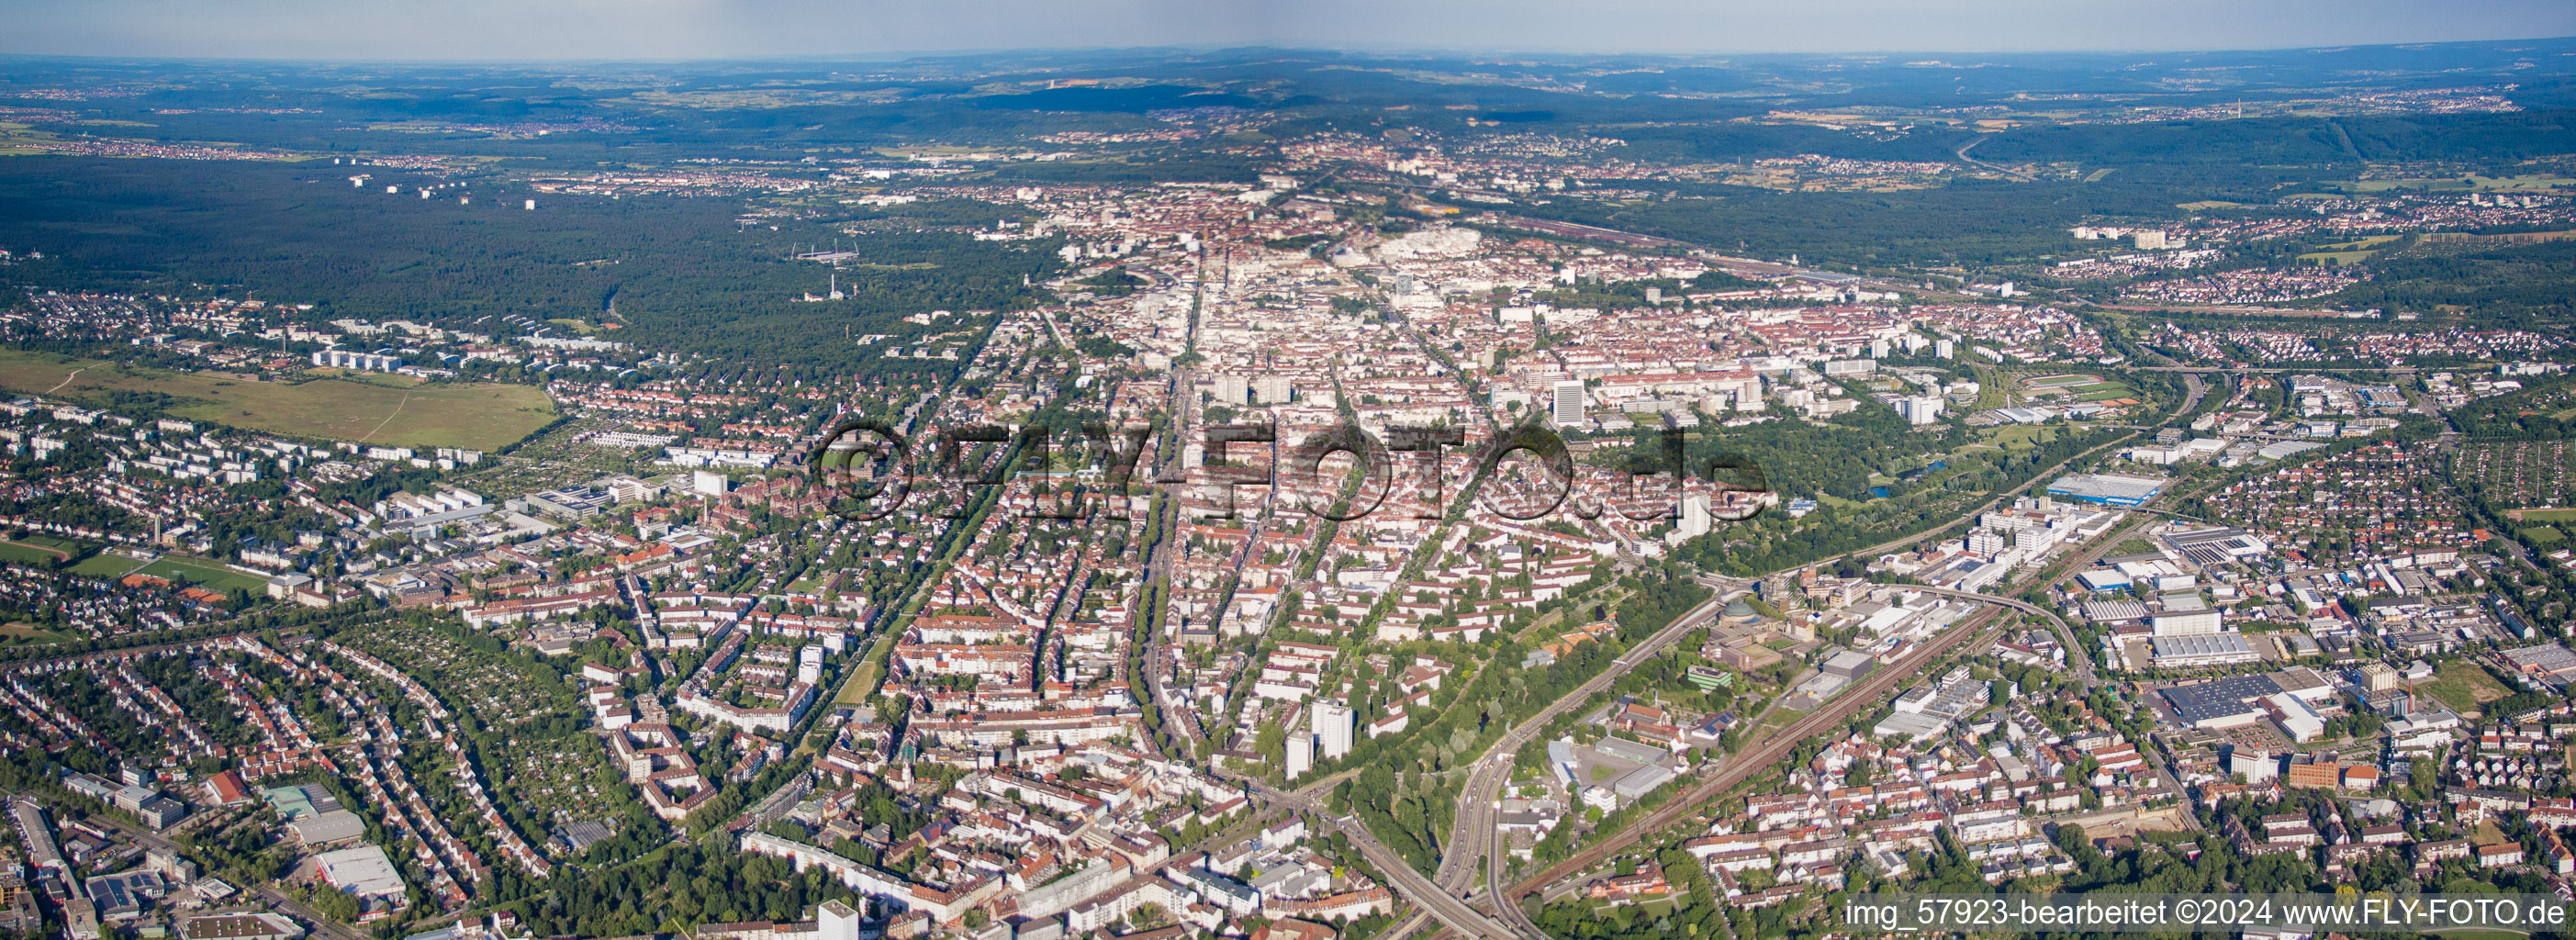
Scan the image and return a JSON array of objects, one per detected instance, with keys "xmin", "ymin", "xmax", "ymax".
[{"xmin": 2, "ymin": 0, "xmax": 2571, "ymax": 61}]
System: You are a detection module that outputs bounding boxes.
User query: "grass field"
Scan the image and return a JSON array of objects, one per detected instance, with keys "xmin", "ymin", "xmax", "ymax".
[
  {"xmin": 136, "ymin": 555, "xmax": 269, "ymax": 592},
  {"xmin": 0, "ymin": 541, "xmax": 71, "ymax": 565},
  {"xmin": 0, "ymin": 349, "xmax": 556, "ymax": 451},
  {"xmin": 2421, "ymin": 661, "xmax": 2512, "ymax": 714},
  {"xmin": 833, "ymin": 635, "xmax": 893, "ymax": 705},
  {"xmin": 68, "ymin": 554, "xmax": 145, "ymax": 578},
  {"xmin": 1756, "ymin": 705, "xmax": 1808, "ymax": 735},
  {"xmin": 0, "ymin": 622, "xmax": 68, "ymax": 646},
  {"xmin": 1815, "ymin": 492, "xmax": 1867, "ymax": 509},
  {"xmin": 2296, "ymin": 234, "xmax": 2404, "ymax": 266},
  {"xmin": 2514, "ymin": 508, "xmax": 2576, "ymax": 523},
  {"xmin": 1591, "ymin": 895, "xmax": 1679, "ymax": 917},
  {"xmin": 2526, "ymin": 526, "xmax": 2568, "ymax": 546},
  {"xmin": 1972, "ymin": 424, "xmax": 2056, "ymax": 452},
  {"xmin": 2025, "ymin": 374, "xmax": 2134, "ymax": 404},
  {"xmin": 62, "ymin": 551, "xmax": 263, "ymax": 591}
]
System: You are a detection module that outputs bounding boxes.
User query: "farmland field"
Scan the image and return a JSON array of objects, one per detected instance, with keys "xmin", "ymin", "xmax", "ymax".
[{"xmin": 0, "ymin": 349, "xmax": 557, "ymax": 451}]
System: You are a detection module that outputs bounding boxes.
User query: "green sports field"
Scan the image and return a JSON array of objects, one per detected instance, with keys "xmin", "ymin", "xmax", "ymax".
[
  {"xmin": 0, "ymin": 349, "xmax": 557, "ymax": 451},
  {"xmin": 69, "ymin": 554, "xmax": 146, "ymax": 578},
  {"xmin": 0, "ymin": 541, "xmax": 71, "ymax": 565},
  {"xmin": 64, "ymin": 552, "xmax": 264, "ymax": 591},
  {"xmin": 135, "ymin": 555, "xmax": 270, "ymax": 593}
]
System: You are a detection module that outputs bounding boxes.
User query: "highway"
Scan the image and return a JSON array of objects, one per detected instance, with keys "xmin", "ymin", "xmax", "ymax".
[
  {"xmin": 1954, "ymin": 137, "xmax": 2035, "ymax": 182},
  {"xmin": 1411, "ymin": 583, "xmax": 1752, "ymax": 934},
  {"xmin": 1238, "ymin": 778, "xmax": 1533, "ymax": 940}
]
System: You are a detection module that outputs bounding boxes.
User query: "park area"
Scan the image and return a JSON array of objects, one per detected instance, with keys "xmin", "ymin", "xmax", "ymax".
[{"xmin": 0, "ymin": 349, "xmax": 557, "ymax": 451}]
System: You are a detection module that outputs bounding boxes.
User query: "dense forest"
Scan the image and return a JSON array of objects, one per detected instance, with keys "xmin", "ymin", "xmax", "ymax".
[
  {"xmin": 1974, "ymin": 110, "xmax": 2576, "ymax": 166},
  {"xmin": 1511, "ymin": 174, "xmax": 2271, "ymax": 270},
  {"xmin": 2322, "ymin": 239, "xmax": 2576, "ymax": 323},
  {"xmin": 0, "ymin": 157, "xmax": 1061, "ymax": 373}
]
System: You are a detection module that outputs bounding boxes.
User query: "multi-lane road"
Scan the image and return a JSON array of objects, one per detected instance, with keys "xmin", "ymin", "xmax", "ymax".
[
  {"xmin": 1239, "ymin": 778, "xmax": 1530, "ymax": 940},
  {"xmin": 1397, "ymin": 582, "xmax": 1755, "ymax": 938}
]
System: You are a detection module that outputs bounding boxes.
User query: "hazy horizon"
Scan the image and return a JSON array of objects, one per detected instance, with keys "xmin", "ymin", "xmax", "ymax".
[{"xmin": 3, "ymin": 0, "xmax": 2571, "ymax": 63}]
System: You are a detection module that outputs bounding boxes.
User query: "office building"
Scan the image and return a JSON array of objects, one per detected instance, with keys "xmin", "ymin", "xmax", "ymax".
[{"xmin": 1551, "ymin": 380, "xmax": 1587, "ymax": 427}]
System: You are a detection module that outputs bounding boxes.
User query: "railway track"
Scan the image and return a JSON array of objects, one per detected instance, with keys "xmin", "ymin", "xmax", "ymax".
[{"xmin": 1501, "ymin": 608, "xmax": 2010, "ymax": 906}]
